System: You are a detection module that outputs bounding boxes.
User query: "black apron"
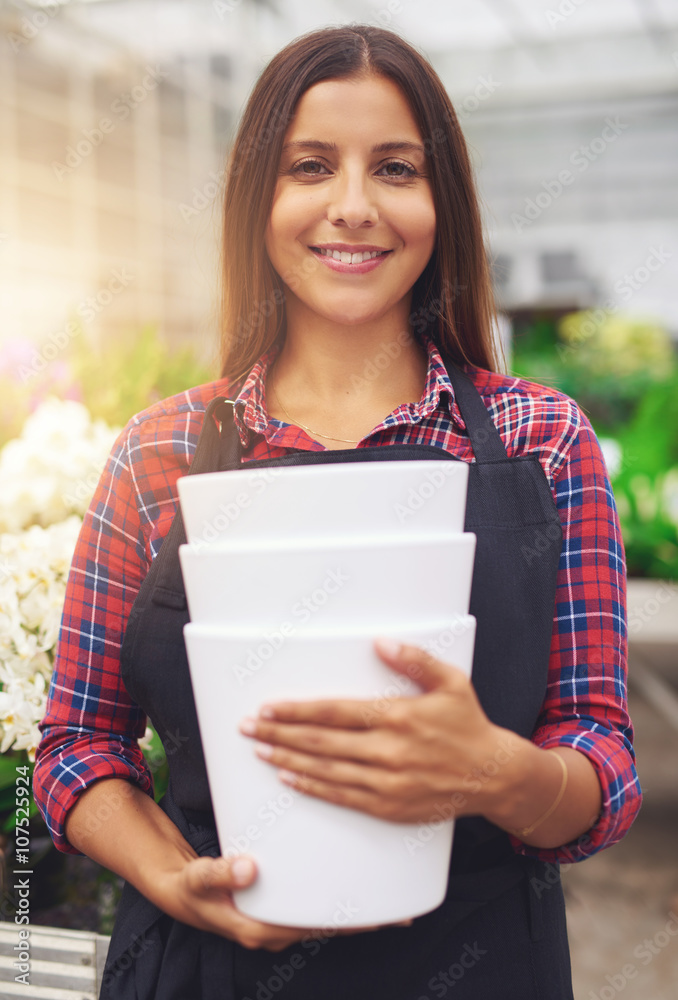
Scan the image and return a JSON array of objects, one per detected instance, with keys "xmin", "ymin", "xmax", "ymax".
[{"xmin": 101, "ymin": 360, "xmax": 573, "ymax": 999}]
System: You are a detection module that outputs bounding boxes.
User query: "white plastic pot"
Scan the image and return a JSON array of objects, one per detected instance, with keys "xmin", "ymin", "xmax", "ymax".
[
  {"xmin": 178, "ymin": 460, "xmax": 469, "ymax": 546},
  {"xmin": 179, "ymin": 532, "xmax": 476, "ymax": 630},
  {"xmin": 183, "ymin": 617, "xmax": 476, "ymax": 926}
]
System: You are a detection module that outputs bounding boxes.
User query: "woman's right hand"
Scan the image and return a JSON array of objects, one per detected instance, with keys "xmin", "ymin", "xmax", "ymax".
[
  {"xmin": 64, "ymin": 779, "xmax": 411, "ymax": 952},
  {"xmin": 155, "ymin": 854, "xmax": 315, "ymax": 950},
  {"xmin": 155, "ymin": 853, "xmax": 413, "ymax": 951}
]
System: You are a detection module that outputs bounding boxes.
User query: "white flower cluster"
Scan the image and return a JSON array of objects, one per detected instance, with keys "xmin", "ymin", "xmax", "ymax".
[
  {"xmin": 0, "ymin": 517, "xmax": 82, "ymax": 760},
  {"xmin": 0, "ymin": 398, "xmax": 122, "ymax": 760},
  {"xmin": 0, "ymin": 397, "xmax": 119, "ymax": 533}
]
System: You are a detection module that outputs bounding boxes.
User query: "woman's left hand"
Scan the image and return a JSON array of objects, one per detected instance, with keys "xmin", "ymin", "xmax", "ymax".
[{"xmin": 238, "ymin": 639, "xmax": 520, "ymax": 825}]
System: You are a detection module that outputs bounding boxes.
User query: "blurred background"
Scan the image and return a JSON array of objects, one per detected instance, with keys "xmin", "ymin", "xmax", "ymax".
[{"xmin": 0, "ymin": 1, "xmax": 677, "ymax": 996}]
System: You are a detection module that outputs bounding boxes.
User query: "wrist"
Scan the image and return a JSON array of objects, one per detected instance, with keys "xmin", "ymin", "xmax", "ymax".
[
  {"xmin": 127, "ymin": 820, "xmax": 198, "ymax": 903},
  {"xmin": 464, "ymin": 732, "xmax": 602, "ymax": 848},
  {"xmin": 472, "ymin": 727, "xmax": 543, "ymax": 828}
]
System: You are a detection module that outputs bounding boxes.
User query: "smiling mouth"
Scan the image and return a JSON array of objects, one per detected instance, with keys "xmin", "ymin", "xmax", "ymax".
[{"xmin": 310, "ymin": 247, "xmax": 392, "ymax": 264}]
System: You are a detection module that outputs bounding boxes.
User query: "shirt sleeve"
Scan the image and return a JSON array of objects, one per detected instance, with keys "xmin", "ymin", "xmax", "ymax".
[
  {"xmin": 32, "ymin": 421, "xmax": 155, "ymax": 855},
  {"xmin": 510, "ymin": 407, "xmax": 642, "ymax": 863}
]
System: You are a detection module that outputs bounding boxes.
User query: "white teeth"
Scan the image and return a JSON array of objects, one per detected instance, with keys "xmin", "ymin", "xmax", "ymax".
[{"xmin": 315, "ymin": 248, "xmax": 386, "ymax": 264}]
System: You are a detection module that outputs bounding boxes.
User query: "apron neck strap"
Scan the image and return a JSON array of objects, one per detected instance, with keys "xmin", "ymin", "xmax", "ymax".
[
  {"xmin": 151, "ymin": 396, "xmax": 236, "ymax": 605},
  {"xmin": 444, "ymin": 361, "xmax": 508, "ymax": 462},
  {"xmin": 190, "ymin": 396, "xmax": 236, "ymax": 474}
]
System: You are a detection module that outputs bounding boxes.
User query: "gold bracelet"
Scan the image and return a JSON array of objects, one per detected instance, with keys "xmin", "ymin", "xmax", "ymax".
[{"xmin": 511, "ymin": 750, "xmax": 569, "ymax": 839}]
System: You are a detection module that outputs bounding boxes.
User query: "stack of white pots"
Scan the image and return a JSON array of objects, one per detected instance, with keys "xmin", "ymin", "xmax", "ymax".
[{"xmin": 178, "ymin": 460, "xmax": 476, "ymax": 928}]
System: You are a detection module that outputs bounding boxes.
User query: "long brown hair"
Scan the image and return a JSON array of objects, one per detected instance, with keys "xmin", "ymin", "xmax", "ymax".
[{"xmin": 219, "ymin": 24, "xmax": 500, "ymax": 382}]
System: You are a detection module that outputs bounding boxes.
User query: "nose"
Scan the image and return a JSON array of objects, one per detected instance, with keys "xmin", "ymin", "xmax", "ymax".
[{"xmin": 326, "ymin": 163, "xmax": 378, "ymax": 228}]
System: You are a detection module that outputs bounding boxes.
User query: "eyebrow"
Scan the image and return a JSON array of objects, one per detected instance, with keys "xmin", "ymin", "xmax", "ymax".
[{"xmin": 281, "ymin": 139, "xmax": 426, "ymax": 155}]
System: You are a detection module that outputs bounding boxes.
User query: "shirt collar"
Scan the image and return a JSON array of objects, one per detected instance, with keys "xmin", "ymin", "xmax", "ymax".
[
  {"xmin": 229, "ymin": 332, "xmax": 468, "ymax": 447},
  {"xmin": 229, "ymin": 343, "xmax": 281, "ymax": 446},
  {"xmin": 413, "ymin": 333, "xmax": 467, "ymax": 431}
]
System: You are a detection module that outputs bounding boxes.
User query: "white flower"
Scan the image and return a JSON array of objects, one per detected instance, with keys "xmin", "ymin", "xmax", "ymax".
[
  {"xmin": 0, "ymin": 398, "xmax": 119, "ymax": 532},
  {"xmin": 0, "ymin": 402, "xmax": 118, "ymax": 759},
  {"xmin": 0, "ymin": 671, "xmax": 49, "ymax": 762},
  {"xmin": 0, "ymin": 516, "xmax": 82, "ymax": 758}
]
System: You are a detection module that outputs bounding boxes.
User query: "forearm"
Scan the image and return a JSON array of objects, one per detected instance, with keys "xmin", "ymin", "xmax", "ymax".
[
  {"xmin": 478, "ymin": 728, "xmax": 602, "ymax": 849},
  {"xmin": 64, "ymin": 778, "xmax": 197, "ymax": 901}
]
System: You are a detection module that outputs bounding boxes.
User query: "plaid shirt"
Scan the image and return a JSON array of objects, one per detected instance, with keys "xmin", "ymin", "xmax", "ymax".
[{"xmin": 34, "ymin": 334, "xmax": 641, "ymax": 861}]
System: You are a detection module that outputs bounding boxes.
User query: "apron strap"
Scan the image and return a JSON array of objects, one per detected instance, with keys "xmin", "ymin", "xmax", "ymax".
[
  {"xmin": 151, "ymin": 397, "xmax": 234, "ymax": 608},
  {"xmin": 187, "ymin": 397, "xmax": 236, "ymax": 475},
  {"xmin": 445, "ymin": 362, "xmax": 508, "ymax": 463}
]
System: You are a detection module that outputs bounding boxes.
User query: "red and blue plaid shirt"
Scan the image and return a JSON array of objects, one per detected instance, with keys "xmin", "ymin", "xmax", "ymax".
[{"xmin": 34, "ymin": 334, "xmax": 641, "ymax": 861}]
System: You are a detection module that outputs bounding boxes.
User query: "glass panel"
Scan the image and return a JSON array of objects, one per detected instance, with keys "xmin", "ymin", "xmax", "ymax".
[
  {"xmin": 16, "ymin": 112, "xmax": 70, "ymax": 166},
  {"xmin": 18, "ymin": 188, "xmax": 72, "ymax": 247},
  {"xmin": 15, "ymin": 51, "xmax": 69, "ymax": 97},
  {"xmin": 157, "ymin": 80, "xmax": 186, "ymax": 138},
  {"xmin": 97, "ymin": 209, "xmax": 137, "ymax": 258},
  {"xmin": 95, "ymin": 142, "xmax": 136, "ymax": 188}
]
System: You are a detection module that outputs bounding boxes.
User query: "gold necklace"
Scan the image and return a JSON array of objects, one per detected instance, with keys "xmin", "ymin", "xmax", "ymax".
[{"xmin": 270, "ymin": 383, "xmax": 360, "ymax": 445}]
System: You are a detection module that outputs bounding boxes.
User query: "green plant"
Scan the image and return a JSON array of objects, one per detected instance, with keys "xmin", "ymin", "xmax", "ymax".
[
  {"xmin": 511, "ymin": 311, "xmax": 676, "ymax": 433},
  {"xmin": 609, "ymin": 372, "xmax": 678, "ymax": 580},
  {"xmin": 141, "ymin": 723, "xmax": 170, "ymax": 804},
  {"xmin": 0, "ymin": 324, "xmax": 215, "ymax": 448},
  {"xmin": 511, "ymin": 311, "xmax": 678, "ymax": 579},
  {"xmin": 0, "ymin": 754, "xmax": 40, "ymax": 834},
  {"xmin": 69, "ymin": 324, "xmax": 215, "ymax": 429}
]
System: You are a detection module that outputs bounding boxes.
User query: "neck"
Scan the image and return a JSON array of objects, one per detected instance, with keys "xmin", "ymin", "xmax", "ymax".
[{"xmin": 265, "ymin": 304, "xmax": 429, "ymax": 447}]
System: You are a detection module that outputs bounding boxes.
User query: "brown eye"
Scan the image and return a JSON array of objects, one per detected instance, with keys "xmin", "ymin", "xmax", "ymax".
[
  {"xmin": 291, "ymin": 158, "xmax": 328, "ymax": 176},
  {"xmin": 380, "ymin": 161, "xmax": 417, "ymax": 179}
]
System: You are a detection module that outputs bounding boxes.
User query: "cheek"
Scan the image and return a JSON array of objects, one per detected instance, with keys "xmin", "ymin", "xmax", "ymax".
[
  {"xmin": 408, "ymin": 205, "xmax": 436, "ymax": 254},
  {"xmin": 393, "ymin": 192, "xmax": 437, "ymax": 255},
  {"xmin": 266, "ymin": 201, "xmax": 309, "ymax": 273},
  {"xmin": 414, "ymin": 198, "xmax": 437, "ymax": 251},
  {"xmin": 265, "ymin": 185, "xmax": 294, "ymax": 253}
]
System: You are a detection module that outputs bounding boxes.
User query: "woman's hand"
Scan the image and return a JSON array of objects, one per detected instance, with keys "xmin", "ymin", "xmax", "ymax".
[
  {"xmin": 154, "ymin": 854, "xmax": 411, "ymax": 951},
  {"xmin": 238, "ymin": 639, "xmax": 520, "ymax": 825},
  {"xmin": 155, "ymin": 854, "xmax": 315, "ymax": 950},
  {"xmin": 64, "ymin": 779, "xmax": 412, "ymax": 954}
]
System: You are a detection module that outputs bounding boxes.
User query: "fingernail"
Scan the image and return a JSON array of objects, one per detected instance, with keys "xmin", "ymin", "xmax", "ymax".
[
  {"xmin": 255, "ymin": 742, "xmax": 274, "ymax": 759},
  {"xmin": 375, "ymin": 638, "xmax": 401, "ymax": 658},
  {"xmin": 239, "ymin": 718, "xmax": 257, "ymax": 735},
  {"xmin": 259, "ymin": 705, "xmax": 275, "ymax": 719},
  {"xmin": 279, "ymin": 769, "xmax": 297, "ymax": 785},
  {"xmin": 231, "ymin": 857, "xmax": 255, "ymax": 883}
]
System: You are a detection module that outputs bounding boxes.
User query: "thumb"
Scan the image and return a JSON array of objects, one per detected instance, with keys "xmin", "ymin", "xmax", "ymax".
[
  {"xmin": 195, "ymin": 854, "xmax": 257, "ymax": 893},
  {"xmin": 373, "ymin": 638, "xmax": 467, "ymax": 693}
]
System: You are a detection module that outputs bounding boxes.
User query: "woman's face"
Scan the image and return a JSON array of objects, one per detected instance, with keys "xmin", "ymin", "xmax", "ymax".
[{"xmin": 265, "ymin": 73, "xmax": 437, "ymax": 331}]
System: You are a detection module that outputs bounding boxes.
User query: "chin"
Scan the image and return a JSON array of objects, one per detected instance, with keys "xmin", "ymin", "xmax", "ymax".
[{"xmin": 312, "ymin": 301, "xmax": 392, "ymax": 328}]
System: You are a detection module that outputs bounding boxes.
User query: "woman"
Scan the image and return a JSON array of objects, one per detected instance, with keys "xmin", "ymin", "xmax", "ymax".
[{"xmin": 34, "ymin": 23, "xmax": 641, "ymax": 1000}]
